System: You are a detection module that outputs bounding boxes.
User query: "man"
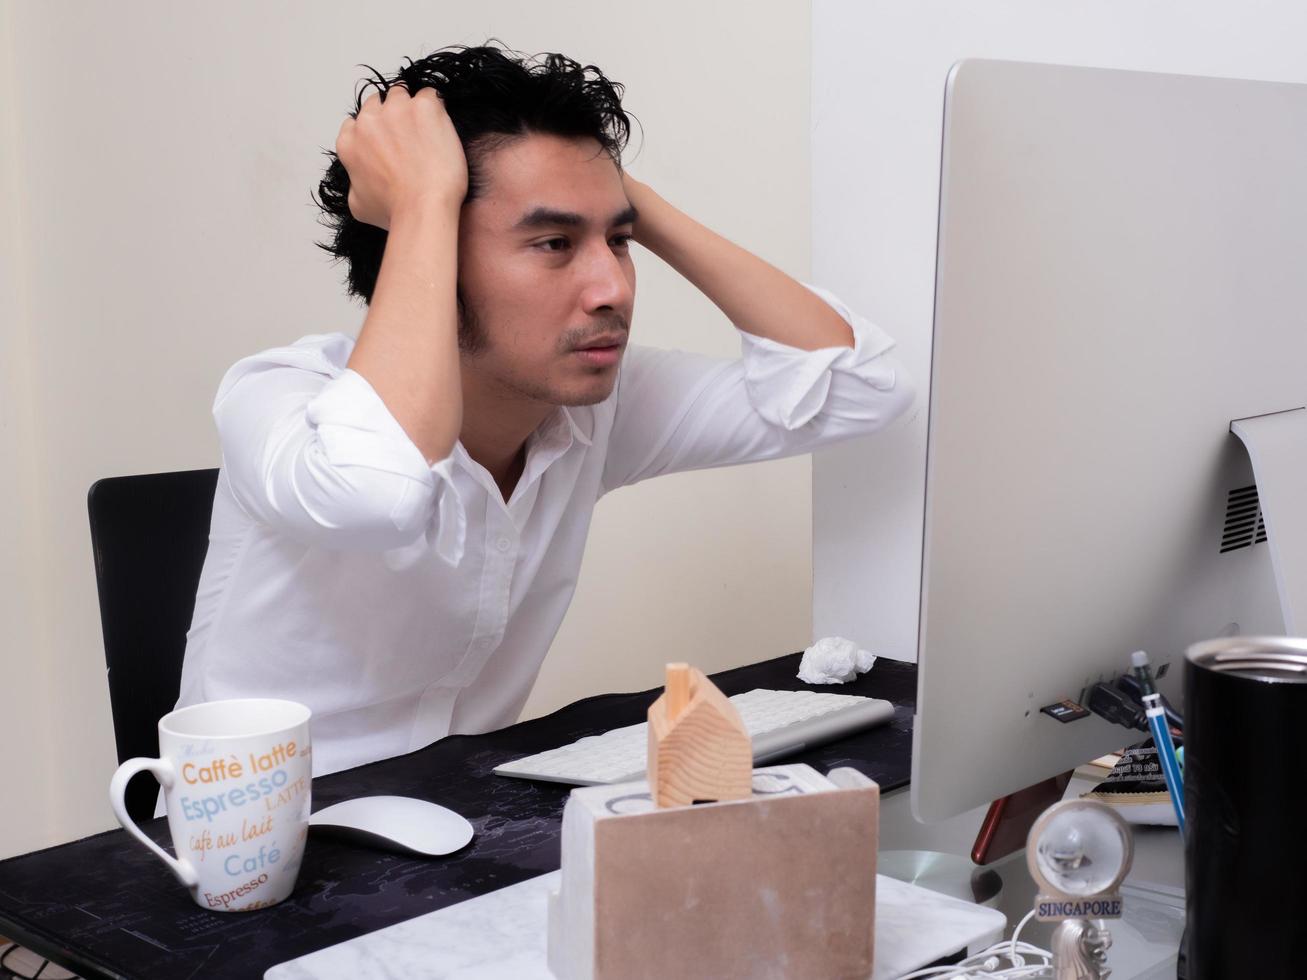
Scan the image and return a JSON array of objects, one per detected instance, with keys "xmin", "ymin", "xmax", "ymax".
[{"xmin": 170, "ymin": 42, "xmax": 914, "ymax": 791}]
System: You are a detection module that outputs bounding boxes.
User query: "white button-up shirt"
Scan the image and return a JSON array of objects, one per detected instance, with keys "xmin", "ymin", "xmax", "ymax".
[{"xmin": 172, "ymin": 282, "xmax": 914, "ymax": 784}]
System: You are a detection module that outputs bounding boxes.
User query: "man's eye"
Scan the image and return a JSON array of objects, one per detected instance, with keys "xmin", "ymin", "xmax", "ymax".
[{"xmin": 534, "ymin": 236, "xmax": 631, "ymax": 253}]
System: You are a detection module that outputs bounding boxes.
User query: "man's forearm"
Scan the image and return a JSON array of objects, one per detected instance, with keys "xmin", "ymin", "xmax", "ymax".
[
  {"xmin": 623, "ymin": 176, "xmax": 854, "ymax": 351},
  {"xmin": 345, "ymin": 199, "xmax": 464, "ymax": 466}
]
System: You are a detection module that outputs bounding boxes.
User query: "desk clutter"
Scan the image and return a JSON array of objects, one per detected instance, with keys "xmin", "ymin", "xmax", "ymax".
[
  {"xmin": 548, "ymin": 663, "xmax": 880, "ymax": 979},
  {"xmin": 548, "ymin": 763, "xmax": 880, "ymax": 979},
  {"xmin": 269, "ymin": 663, "xmax": 1001, "ymax": 979},
  {"xmin": 0, "ymin": 653, "xmax": 922, "ymax": 979},
  {"xmin": 267, "ymin": 864, "xmax": 1005, "ymax": 980}
]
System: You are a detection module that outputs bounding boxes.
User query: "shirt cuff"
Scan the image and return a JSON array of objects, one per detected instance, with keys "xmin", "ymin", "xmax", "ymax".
[
  {"xmin": 305, "ymin": 369, "xmax": 467, "ymax": 566},
  {"xmin": 738, "ymin": 281, "xmax": 900, "ymax": 430}
]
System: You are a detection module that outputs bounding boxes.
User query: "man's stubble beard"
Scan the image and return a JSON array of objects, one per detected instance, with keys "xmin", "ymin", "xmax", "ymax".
[{"xmin": 457, "ymin": 294, "xmax": 619, "ymax": 407}]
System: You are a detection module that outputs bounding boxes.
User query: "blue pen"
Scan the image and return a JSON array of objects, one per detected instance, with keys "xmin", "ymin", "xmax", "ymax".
[{"xmin": 1131, "ymin": 650, "xmax": 1185, "ymax": 833}]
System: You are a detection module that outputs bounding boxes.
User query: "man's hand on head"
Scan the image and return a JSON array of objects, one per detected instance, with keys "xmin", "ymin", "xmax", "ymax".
[
  {"xmin": 336, "ymin": 84, "xmax": 469, "ymax": 230},
  {"xmin": 611, "ymin": 169, "xmax": 854, "ymax": 352}
]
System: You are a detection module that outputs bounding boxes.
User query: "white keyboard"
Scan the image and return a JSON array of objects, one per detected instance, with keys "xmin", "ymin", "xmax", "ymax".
[{"xmin": 493, "ymin": 688, "xmax": 896, "ymax": 786}]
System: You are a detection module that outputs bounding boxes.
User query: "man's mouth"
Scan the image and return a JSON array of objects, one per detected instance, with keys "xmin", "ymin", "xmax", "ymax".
[
  {"xmin": 573, "ymin": 333, "xmax": 626, "ymax": 351},
  {"xmin": 572, "ymin": 335, "xmax": 625, "ymax": 367}
]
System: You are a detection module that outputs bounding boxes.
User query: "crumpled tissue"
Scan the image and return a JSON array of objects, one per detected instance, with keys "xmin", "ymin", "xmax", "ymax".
[{"xmin": 797, "ymin": 636, "xmax": 877, "ymax": 685}]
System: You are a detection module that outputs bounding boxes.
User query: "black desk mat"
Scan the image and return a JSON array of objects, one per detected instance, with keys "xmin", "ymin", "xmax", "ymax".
[{"xmin": 0, "ymin": 652, "xmax": 917, "ymax": 980}]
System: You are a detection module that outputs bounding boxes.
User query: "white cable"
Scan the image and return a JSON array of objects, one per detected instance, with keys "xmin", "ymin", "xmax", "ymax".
[
  {"xmin": 896, "ymin": 958, "xmax": 1052, "ymax": 979},
  {"xmin": 897, "ymin": 965, "xmax": 1051, "ymax": 980},
  {"xmin": 1009, "ymin": 908, "xmax": 1038, "ymax": 963},
  {"xmin": 895, "ymin": 907, "xmax": 1053, "ymax": 980}
]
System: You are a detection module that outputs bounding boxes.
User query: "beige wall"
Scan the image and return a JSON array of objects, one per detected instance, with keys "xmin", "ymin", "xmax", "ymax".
[{"xmin": 0, "ymin": 0, "xmax": 815, "ymax": 857}]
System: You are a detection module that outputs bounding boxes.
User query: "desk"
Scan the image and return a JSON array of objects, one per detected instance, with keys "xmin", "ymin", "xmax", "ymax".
[
  {"xmin": 264, "ymin": 864, "xmax": 1004, "ymax": 979},
  {"xmin": 0, "ymin": 653, "xmax": 918, "ymax": 979}
]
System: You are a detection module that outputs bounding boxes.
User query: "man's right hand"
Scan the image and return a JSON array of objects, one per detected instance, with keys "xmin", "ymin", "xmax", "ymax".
[
  {"xmin": 339, "ymin": 83, "xmax": 467, "ymax": 468},
  {"xmin": 335, "ymin": 84, "xmax": 469, "ymax": 231}
]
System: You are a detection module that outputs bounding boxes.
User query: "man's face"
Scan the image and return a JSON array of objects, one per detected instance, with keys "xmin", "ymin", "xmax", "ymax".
[{"xmin": 456, "ymin": 132, "xmax": 637, "ymax": 407}]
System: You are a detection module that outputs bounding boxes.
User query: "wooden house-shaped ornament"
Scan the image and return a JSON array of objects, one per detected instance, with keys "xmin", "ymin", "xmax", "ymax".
[{"xmin": 646, "ymin": 662, "xmax": 752, "ymax": 808}]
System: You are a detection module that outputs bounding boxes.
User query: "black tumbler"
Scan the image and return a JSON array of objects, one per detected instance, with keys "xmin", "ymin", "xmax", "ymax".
[{"xmin": 1184, "ymin": 635, "xmax": 1307, "ymax": 977}]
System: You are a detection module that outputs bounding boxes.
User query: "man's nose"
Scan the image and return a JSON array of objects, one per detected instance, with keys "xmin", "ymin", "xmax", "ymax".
[{"xmin": 581, "ymin": 241, "xmax": 634, "ymax": 312}]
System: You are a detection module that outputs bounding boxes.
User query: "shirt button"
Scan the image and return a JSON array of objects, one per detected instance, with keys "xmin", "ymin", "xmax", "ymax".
[{"xmin": 496, "ymin": 537, "xmax": 511, "ymax": 552}]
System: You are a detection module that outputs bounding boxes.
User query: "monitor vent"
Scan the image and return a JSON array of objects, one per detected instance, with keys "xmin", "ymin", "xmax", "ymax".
[{"xmin": 1221, "ymin": 484, "xmax": 1268, "ymax": 553}]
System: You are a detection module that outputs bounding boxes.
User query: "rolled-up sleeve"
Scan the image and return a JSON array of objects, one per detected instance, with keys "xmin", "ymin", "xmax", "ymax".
[
  {"xmin": 213, "ymin": 339, "xmax": 466, "ymax": 562},
  {"xmin": 600, "ymin": 282, "xmax": 915, "ymax": 494},
  {"xmin": 739, "ymin": 282, "xmax": 909, "ymax": 429}
]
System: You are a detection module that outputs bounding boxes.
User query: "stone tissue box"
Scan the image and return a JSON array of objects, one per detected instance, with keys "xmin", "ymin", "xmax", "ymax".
[{"xmin": 546, "ymin": 763, "xmax": 880, "ymax": 980}]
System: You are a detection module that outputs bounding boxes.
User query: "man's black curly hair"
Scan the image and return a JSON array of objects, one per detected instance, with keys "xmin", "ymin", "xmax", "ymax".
[{"xmin": 312, "ymin": 39, "xmax": 636, "ymax": 307}]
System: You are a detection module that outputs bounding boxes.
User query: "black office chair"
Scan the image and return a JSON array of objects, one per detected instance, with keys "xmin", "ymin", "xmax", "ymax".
[{"xmin": 88, "ymin": 468, "xmax": 219, "ymax": 823}]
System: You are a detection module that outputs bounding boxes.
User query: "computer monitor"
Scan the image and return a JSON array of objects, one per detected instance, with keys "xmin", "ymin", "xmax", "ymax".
[{"xmin": 913, "ymin": 58, "xmax": 1307, "ymax": 823}]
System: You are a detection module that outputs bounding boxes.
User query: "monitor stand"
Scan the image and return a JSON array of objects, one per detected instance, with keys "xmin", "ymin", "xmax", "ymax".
[
  {"xmin": 876, "ymin": 773, "xmax": 1067, "ymax": 910},
  {"xmin": 1230, "ymin": 407, "xmax": 1307, "ymax": 633}
]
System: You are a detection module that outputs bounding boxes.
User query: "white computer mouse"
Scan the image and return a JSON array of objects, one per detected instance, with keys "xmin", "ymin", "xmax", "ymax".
[{"xmin": 308, "ymin": 795, "xmax": 475, "ymax": 857}]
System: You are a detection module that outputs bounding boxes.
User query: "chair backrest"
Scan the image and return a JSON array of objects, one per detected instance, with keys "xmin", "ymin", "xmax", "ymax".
[{"xmin": 88, "ymin": 468, "xmax": 219, "ymax": 823}]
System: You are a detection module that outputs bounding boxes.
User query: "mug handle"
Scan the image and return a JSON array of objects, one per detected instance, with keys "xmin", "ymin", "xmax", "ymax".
[{"xmin": 108, "ymin": 757, "xmax": 199, "ymax": 891}]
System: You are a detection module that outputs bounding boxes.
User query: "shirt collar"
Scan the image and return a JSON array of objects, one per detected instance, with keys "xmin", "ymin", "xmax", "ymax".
[
  {"xmin": 559, "ymin": 406, "xmax": 593, "ymax": 447},
  {"xmin": 524, "ymin": 405, "xmax": 590, "ymax": 460},
  {"xmin": 451, "ymin": 404, "xmax": 592, "ymax": 507},
  {"xmin": 480, "ymin": 405, "xmax": 590, "ymax": 509}
]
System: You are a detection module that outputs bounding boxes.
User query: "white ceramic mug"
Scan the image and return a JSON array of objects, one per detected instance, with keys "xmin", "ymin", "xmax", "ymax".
[{"xmin": 109, "ymin": 698, "xmax": 312, "ymax": 912}]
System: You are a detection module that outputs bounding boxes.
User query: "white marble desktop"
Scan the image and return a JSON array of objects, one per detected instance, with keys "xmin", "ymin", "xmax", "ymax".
[{"xmin": 265, "ymin": 869, "xmax": 1005, "ymax": 980}]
